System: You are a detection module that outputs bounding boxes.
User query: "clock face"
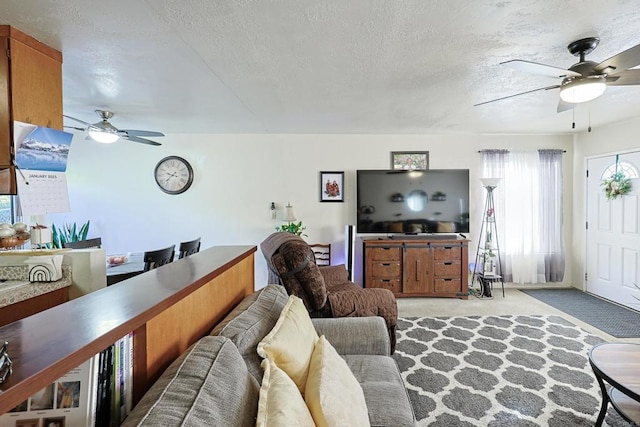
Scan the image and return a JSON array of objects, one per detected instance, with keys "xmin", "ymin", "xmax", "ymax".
[{"xmin": 154, "ymin": 156, "xmax": 194, "ymax": 194}]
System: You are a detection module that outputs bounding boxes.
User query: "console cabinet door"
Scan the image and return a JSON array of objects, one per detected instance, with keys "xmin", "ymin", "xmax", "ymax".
[{"xmin": 402, "ymin": 246, "xmax": 432, "ymax": 294}]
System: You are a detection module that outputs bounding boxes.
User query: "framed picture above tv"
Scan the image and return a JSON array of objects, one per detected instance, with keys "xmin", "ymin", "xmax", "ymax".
[
  {"xmin": 391, "ymin": 151, "xmax": 429, "ymax": 170},
  {"xmin": 320, "ymin": 171, "xmax": 344, "ymax": 202}
]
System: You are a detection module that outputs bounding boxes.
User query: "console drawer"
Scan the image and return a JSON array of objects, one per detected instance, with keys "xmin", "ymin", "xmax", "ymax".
[
  {"xmin": 367, "ymin": 247, "xmax": 401, "ymax": 261},
  {"xmin": 434, "ymin": 278, "xmax": 462, "ymax": 293},
  {"xmin": 433, "ymin": 245, "xmax": 462, "ymax": 260},
  {"xmin": 370, "ymin": 261, "xmax": 401, "ymax": 278},
  {"xmin": 434, "ymin": 261, "xmax": 462, "ymax": 277},
  {"xmin": 369, "ymin": 278, "xmax": 401, "ymax": 294}
]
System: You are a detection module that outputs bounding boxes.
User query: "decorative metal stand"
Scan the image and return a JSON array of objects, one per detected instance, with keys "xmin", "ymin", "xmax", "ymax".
[{"xmin": 472, "ymin": 178, "xmax": 505, "ymax": 298}]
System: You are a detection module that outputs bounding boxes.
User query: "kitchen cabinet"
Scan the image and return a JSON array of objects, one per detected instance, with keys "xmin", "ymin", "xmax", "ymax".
[{"xmin": 0, "ymin": 25, "xmax": 63, "ymax": 194}]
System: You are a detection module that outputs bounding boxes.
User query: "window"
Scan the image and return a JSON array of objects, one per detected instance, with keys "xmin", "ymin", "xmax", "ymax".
[
  {"xmin": 481, "ymin": 149, "xmax": 565, "ymax": 284},
  {"xmin": 600, "ymin": 161, "xmax": 639, "ymax": 179},
  {"xmin": 0, "ymin": 196, "xmax": 14, "ymax": 224}
]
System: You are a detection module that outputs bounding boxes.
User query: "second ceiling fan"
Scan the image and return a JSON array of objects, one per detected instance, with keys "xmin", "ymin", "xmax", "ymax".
[
  {"xmin": 63, "ymin": 110, "xmax": 164, "ymax": 146},
  {"xmin": 475, "ymin": 37, "xmax": 640, "ymax": 112}
]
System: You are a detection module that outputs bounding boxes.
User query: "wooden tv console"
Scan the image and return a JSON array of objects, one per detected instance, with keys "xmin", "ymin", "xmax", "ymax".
[
  {"xmin": 364, "ymin": 236, "xmax": 469, "ymax": 299},
  {"xmin": 0, "ymin": 245, "xmax": 256, "ymax": 414}
]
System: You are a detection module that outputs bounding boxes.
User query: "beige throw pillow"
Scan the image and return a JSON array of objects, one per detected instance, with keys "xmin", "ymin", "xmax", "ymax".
[
  {"xmin": 257, "ymin": 295, "xmax": 319, "ymax": 393},
  {"xmin": 256, "ymin": 358, "xmax": 315, "ymax": 427},
  {"xmin": 305, "ymin": 335, "xmax": 370, "ymax": 427}
]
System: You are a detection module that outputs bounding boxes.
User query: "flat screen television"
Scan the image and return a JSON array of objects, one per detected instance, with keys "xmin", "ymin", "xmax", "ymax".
[{"xmin": 356, "ymin": 169, "xmax": 470, "ymax": 234}]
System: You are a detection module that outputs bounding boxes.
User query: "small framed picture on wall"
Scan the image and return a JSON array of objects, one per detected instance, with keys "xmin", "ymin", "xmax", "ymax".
[
  {"xmin": 320, "ymin": 171, "xmax": 344, "ymax": 202},
  {"xmin": 391, "ymin": 151, "xmax": 429, "ymax": 170}
]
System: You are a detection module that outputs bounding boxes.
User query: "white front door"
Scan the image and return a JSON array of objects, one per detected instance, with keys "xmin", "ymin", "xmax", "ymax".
[{"xmin": 586, "ymin": 152, "xmax": 640, "ymax": 309}]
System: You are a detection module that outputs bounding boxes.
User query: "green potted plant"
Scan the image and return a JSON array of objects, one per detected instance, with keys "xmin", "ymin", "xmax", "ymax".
[
  {"xmin": 276, "ymin": 221, "xmax": 307, "ymax": 237},
  {"xmin": 52, "ymin": 220, "xmax": 90, "ymax": 248}
]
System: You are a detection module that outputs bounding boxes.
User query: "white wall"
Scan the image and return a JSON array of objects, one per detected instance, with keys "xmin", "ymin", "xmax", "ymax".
[
  {"xmin": 572, "ymin": 116, "xmax": 640, "ymax": 291},
  {"xmin": 49, "ymin": 132, "xmax": 573, "ymax": 288}
]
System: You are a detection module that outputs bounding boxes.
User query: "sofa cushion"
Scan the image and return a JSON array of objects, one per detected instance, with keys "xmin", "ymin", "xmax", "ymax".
[
  {"xmin": 256, "ymin": 358, "xmax": 315, "ymax": 427},
  {"xmin": 344, "ymin": 355, "xmax": 416, "ymax": 427},
  {"xmin": 121, "ymin": 336, "xmax": 259, "ymax": 427},
  {"xmin": 257, "ymin": 295, "xmax": 319, "ymax": 393},
  {"xmin": 210, "ymin": 284, "xmax": 289, "ymax": 382},
  {"xmin": 318, "ymin": 264, "xmax": 349, "ymax": 286},
  {"xmin": 305, "ymin": 335, "xmax": 370, "ymax": 427},
  {"xmin": 312, "ymin": 317, "xmax": 390, "ymax": 356},
  {"xmin": 272, "ymin": 239, "xmax": 328, "ymax": 311}
]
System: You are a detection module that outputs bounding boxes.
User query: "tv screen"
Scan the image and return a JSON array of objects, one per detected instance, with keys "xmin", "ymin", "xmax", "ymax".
[{"xmin": 356, "ymin": 169, "xmax": 470, "ymax": 234}]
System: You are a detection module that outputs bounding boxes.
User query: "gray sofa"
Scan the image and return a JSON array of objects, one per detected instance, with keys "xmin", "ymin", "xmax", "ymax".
[{"xmin": 122, "ymin": 284, "xmax": 415, "ymax": 427}]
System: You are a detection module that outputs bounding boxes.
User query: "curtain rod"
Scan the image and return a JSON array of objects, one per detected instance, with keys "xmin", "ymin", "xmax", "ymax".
[{"xmin": 478, "ymin": 149, "xmax": 567, "ymax": 153}]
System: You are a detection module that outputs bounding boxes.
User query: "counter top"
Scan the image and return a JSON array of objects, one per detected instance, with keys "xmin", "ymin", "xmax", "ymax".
[
  {"xmin": 0, "ymin": 265, "xmax": 72, "ymax": 308},
  {"xmin": 0, "ymin": 248, "xmax": 71, "ymax": 256}
]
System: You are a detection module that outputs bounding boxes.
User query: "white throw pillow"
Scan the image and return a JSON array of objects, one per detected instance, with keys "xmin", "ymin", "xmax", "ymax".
[
  {"xmin": 256, "ymin": 358, "xmax": 315, "ymax": 427},
  {"xmin": 257, "ymin": 295, "xmax": 319, "ymax": 393},
  {"xmin": 305, "ymin": 335, "xmax": 370, "ymax": 427}
]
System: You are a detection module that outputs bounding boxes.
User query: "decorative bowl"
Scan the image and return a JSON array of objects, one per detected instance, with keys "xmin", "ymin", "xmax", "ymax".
[{"xmin": 0, "ymin": 231, "xmax": 30, "ymax": 249}]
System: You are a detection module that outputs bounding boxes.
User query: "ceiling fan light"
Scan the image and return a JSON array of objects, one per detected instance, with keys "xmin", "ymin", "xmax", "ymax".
[
  {"xmin": 560, "ymin": 76, "xmax": 607, "ymax": 103},
  {"xmin": 88, "ymin": 129, "xmax": 119, "ymax": 143}
]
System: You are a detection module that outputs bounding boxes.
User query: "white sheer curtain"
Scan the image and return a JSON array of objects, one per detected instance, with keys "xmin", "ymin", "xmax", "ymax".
[
  {"xmin": 481, "ymin": 149, "xmax": 565, "ymax": 284},
  {"xmin": 538, "ymin": 150, "xmax": 565, "ymax": 282}
]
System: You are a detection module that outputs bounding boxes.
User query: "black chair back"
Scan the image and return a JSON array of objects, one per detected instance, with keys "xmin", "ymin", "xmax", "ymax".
[
  {"xmin": 178, "ymin": 237, "xmax": 201, "ymax": 259},
  {"xmin": 62, "ymin": 237, "xmax": 102, "ymax": 249},
  {"xmin": 143, "ymin": 245, "xmax": 175, "ymax": 271}
]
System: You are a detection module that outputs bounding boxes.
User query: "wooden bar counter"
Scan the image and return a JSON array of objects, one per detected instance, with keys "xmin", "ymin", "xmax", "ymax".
[{"xmin": 0, "ymin": 245, "xmax": 256, "ymax": 414}]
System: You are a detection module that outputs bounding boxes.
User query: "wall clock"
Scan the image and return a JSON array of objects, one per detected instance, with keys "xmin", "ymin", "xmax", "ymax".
[{"xmin": 154, "ymin": 156, "xmax": 194, "ymax": 195}]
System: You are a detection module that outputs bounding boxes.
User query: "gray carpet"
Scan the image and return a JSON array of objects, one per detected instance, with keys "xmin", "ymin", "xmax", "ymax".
[
  {"xmin": 393, "ymin": 315, "xmax": 629, "ymax": 426},
  {"xmin": 520, "ymin": 288, "xmax": 640, "ymax": 338}
]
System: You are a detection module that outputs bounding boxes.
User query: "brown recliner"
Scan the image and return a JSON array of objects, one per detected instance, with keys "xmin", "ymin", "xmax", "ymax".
[{"xmin": 261, "ymin": 232, "xmax": 398, "ymax": 353}]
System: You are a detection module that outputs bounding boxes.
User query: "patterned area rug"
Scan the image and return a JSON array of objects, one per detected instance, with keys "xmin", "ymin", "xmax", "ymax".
[{"xmin": 393, "ymin": 315, "xmax": 630, "ymax": 426}]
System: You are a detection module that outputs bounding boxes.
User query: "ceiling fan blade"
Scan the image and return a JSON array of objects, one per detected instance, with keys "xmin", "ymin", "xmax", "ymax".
[
  {"xmin": 474, "ymin": 85, "xmax": 560, "ymax": 107},
  {"xmin": 606, "ymin": 69, "xmax": 640, "ymax": 86},
  {"xmin": 63, "ymin": 114, "xmax": 93, "ymax": 127},
  {"xmin": 501, "ymin": 60, "xmax": 581, "ymax": 78},
  {"xmin": 594, "ymin": 42, "xmax": 640, "ymax": 75},
  {"xmin": 124, "ymin": 135, "xmax": 162, "ymax": 146},
  {"xmin": 64, "ymin": 125, "xmax": 86, "ymax": 131},
  {"xmin": 119, "ymin": 129, "xmax": 165, "ymax": 137},
  {"xmin": 556, "ymin": 98, "xmax": 574, "ymax": 113}
]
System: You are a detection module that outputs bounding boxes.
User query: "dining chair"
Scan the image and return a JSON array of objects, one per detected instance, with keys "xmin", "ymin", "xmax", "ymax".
[
  {"xmin": 62, "ymin": 237, "xmax": 102, "ymax": 249},
  {"xmin": 309, "ymin": 243, "xmax": 331, "ymax": 266},
  {"xmin": 178, "ymin": 237, "xmax": 201, "ymax": 259},
  {"xmin": 143, "ymin": 245, "xmax": 176, "ymax": 272}
]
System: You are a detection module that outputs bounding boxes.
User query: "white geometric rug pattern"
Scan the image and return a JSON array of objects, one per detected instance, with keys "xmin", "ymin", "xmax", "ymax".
[{"xmin": 393, "ymin": 315, "xmax": 629, "ymax": 426}]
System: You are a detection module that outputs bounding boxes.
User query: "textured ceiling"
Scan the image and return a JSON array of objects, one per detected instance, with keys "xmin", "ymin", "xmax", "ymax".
[{"xmin": 2, "ymin": 0, "xmax": 640, "ymax": 135}]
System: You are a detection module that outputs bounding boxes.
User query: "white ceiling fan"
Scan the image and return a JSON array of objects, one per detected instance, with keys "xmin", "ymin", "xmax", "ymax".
[
  {"xmin": 475, "ymin": 37, "xmax": 640, "ymax": 112},
  {"xmin": 63, "ymin": 110, "xmax": 164, "ymax": 146}
]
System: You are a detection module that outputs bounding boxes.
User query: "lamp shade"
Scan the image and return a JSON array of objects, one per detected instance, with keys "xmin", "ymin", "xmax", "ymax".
[
  {"xmin": 88, "ymin": 130, "xmax": 119, "ymax": 143},
  {"xmin": 283, "ymin": 203, "xmax": 297, "ymax": 222},
  {"xmin": 559, "ymin": 76, "xmax": 607, "ymax": 103},
  {"xmin": 480, "ymin": 178, "xmax": 501, "ymax": 188}
]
